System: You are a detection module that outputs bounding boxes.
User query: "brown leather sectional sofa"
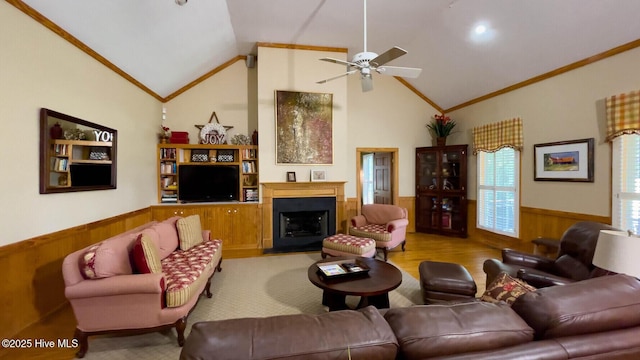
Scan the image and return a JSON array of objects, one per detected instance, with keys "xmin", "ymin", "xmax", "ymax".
[{"xmin": 180, "ymin": 274, "xmax": 640, "ymax": 360}]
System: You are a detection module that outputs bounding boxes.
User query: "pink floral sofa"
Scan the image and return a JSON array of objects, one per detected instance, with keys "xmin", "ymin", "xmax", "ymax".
[
  {"xmin": 349, "ymin": 204, "xmax": 409, "ymax": 261},
  {"xmin": 62, "ymin": 215, "xmax": 222, "ymax": 358}
]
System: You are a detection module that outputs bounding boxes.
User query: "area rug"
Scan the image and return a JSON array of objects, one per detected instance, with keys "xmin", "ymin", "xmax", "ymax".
[{"xmin": 83, "ymin": 253, "xmax": 422, "ymax": 360}]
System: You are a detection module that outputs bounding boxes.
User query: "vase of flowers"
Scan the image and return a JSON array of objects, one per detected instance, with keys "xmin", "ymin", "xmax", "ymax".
[
  {"xmin": 426, "ymin": 114, "xmax": 456, "ymax": 146},
  {"xmin": 159, "ymin": 125, "xmax": 171, "ymax": 143}
]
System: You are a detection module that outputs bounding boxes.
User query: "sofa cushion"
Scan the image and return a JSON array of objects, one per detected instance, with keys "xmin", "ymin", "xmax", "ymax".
[
  {"xmin": 349, "ymin": 224, "xmax": 392, "ymax": 242},
  {"xmin": 78, "ymin": 233, "xmax": 139, "ymax": 279},
  {"xmin": 162, "ymin": 239, "xmax": 222, "ymax": 307},
  {"xmin": 180, "ymin": 306, "xmax": 398, "ymax": 360},
  {"xmin": 131, "ymin": 233, "xmax": 163, "ymax": 274},
  {"xmin": 143, "ymin": 222, "xmax": 179, "ymax": 260},
  {"xmin": 361, "ymin": 204, "xmax": 407, "ymax": 225},
  {"xmin": 176, "ymin": 215, "xmax": 205, "ymax": 250},
  {"xmin": 385, "ymin": 301, "xmax": 534, "ymax": 359},
  {"xmin": 512, "ymin": 274, "xmax": 640, "ymax": 340},
  {"xmin": 480, "ymin": 272, "xmax": 536, "ymax": 305},
  {"xmin": 553, "ymin": 254, "xmax": 591, "ymax": 280}
]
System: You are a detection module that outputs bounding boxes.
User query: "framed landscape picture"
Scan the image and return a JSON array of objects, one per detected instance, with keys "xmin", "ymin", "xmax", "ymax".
[
  {"xmin": 275, "ymin": 90, "xmax": 333, "ymax": 164},
  {"xmin": 534, "ymin": 138, "xmax": 594, "ymax": 182}
]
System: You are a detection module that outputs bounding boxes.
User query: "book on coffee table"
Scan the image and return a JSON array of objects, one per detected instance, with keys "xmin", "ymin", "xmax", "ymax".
[{"xmin": 317, "ymin": 259, "xmax": 370, "ymax": 279}]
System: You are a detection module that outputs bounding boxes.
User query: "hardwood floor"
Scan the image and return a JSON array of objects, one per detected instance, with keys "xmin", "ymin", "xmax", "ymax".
[{"xmin": 2, "ymin": 232, "xmax": 501, "ymax": 360}]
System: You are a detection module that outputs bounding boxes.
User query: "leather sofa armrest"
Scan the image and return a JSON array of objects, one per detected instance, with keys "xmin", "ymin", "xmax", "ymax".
[
  {"xmin": 517, "ymin": 269, "xmax": 575, "ymax": 288},
  {"xmin": 502, "ymin": 249, "xmax": 555, "ymax": 272},
  {"xmin": 65, "ymin": 273, "xmax": 165, "ymax": 299},
  {"xmin": 351, "ymin": 215, "xmax": 367, "ymax": 228},
  {"xmin": 386, "ymin": 218, "xmax": 409, "ymax": 231}
]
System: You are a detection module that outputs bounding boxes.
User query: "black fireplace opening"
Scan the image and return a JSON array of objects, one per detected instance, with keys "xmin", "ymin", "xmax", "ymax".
[
  {"xmin": 280, "ymin": 211, "xmax": 328, "ymax": 238},
  {"xmin": 270, "ymin": 197, "xmax": 336, "ymax": 253}
]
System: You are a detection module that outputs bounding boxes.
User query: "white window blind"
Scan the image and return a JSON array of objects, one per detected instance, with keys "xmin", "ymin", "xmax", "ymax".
[
  {"xmin": 477, "ymin": 148, "xmax": 520, "ymax": 237},
  {"xmin": 612, "ymin": 135, "xmax": 640, "ymax": 234}
]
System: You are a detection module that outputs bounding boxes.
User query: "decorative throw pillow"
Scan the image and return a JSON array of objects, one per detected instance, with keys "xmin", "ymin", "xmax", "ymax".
[
  {"xmin": 131, "ymin": 233, "xmax": 163, "ymax": 274},
  {"xmin": 481, "ymin": 272, "xmax": 536, "ymax": 305},
  {"xmin": 79, "ymin": 243, "xmax": 103, "ymax": 279},
  {"xmin": 176, "ymin": 215, "xmax": 205, "ymax": 250}
]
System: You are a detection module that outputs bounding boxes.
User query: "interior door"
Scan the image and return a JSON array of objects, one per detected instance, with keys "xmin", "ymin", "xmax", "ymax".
[{"xmin": 374, "ymin": 152, "xmax": 392, "ymax": 204}]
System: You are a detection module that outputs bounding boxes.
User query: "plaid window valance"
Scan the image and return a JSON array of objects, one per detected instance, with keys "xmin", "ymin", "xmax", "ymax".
[
  {"xmin": 472, "ymin": 118, "xmax": 523, "ymax": 155},
  {"xmin": 606, "ymin": 90, "xmax": 640, "ymax": 141}
]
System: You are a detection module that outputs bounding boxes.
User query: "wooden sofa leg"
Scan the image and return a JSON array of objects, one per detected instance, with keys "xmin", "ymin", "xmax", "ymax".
[
  {"xmin": 74, "ymin": 328, "xmax": 88, "ymax": 358},
  {"xmin": 401, "ymin": 240, "xmax": 406, "ymax": 252},
  {"xmin": 176, "ymin": 318, "xmax": 187, "ymax": 346},
  {"xmin": 321, "ymin": 250, "xmax": 327, "ymax": 259},
  {"xmin": 204, "ymin": 278, "xmax": 213, "ymax": 298},
  {"xmin": 216, "ymin": 258, "xmax": 223, "ymax": 272},
  {"xmin": 383, "ymin": 248, "xmax": 389, "ymax": 262}
]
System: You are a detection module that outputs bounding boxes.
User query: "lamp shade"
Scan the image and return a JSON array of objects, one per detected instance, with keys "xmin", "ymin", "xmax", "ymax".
[{"xmin": 593, "ymin": 230, "xmax": 640, "ymax": 278}]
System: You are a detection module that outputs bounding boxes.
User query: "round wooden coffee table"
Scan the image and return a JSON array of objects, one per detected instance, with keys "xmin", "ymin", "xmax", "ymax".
[{"xmin": 308, "ymin": 256, "xmax": 402, "ymax": 311}]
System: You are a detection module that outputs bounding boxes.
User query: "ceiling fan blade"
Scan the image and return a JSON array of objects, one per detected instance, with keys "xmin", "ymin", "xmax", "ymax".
[
  {"xmin": 361, "ymin": 74, "xmax": 373, "ymax": 92},
  {"xmin": 317, "ymin": 69, "xmax": 358, "ymax": 84},
  {"xmin": 376, "ymin": 66, "xmax": 422, "ymax": 78},
  {"xmin": 319, "ymin": 57, "xmax": 362, "ymax": 68},
  {"xmin": 370, "ymin": 46, "xmax": 407, "ymax": 67}
]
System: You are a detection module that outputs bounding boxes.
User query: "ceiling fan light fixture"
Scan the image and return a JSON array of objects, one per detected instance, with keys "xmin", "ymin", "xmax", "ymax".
[{"xmin": 175, "ymin": 0, "xmax": 187, "ymax": 6}]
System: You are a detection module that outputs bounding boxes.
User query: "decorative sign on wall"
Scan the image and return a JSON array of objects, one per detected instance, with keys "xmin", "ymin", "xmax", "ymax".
[{"xmin": 195, "ymin": 111, "xmax": 233, "ymax": 145}]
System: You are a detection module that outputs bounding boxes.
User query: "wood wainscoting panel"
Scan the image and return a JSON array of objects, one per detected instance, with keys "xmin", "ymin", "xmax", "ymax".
[
  {"xmin": 0, "ymin": 208, "xmax": 152, "ymax": 339},
  {"xmin": 466, "ymin": 200, "xmax": 611, "ymax": 252}
]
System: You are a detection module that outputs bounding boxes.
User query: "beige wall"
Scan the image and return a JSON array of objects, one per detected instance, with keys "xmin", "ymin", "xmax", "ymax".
[
  {"xmin": 164, "ymin": 61, "xmax": 255, "ymax": 143},
  {"xmin": 0, "ymin": 2, "xmax": 159, "ymax": 245},
  {"xmin": 450, "ymin": 46, "xmax": 640, "ymax": 217},
  {"xmin": 347, "ymin": 74, "xmax": 438, "ymax": 197},
  {"xmin": 256, "ymin": 46, "xmax": 349, "ymax": 184}
]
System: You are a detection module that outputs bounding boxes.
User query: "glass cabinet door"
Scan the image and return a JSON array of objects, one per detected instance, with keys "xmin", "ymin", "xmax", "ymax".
[{"xmin": 417, "ymin": 151, "xmax": 439, "ymax": 191}]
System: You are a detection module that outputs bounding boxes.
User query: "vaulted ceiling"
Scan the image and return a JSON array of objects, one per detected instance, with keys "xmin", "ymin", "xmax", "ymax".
[{"xmin": 14, "ymin": 0, "xmax": 640, "ymax": 111}]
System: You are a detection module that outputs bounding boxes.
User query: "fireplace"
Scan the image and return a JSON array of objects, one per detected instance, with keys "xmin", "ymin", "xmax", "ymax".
[{"xmin": 272, "ymin": 197, "xmax": 336, "ymax": 252}]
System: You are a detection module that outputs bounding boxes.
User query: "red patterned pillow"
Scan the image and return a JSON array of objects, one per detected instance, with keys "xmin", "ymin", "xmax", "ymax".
[
  {"xmin": 481, "ymin": 272, "xmax": 536, "ymax": 305},
  {"xmin": 131, "ymin": 234, "xmax": 163, "ymax": 274}
]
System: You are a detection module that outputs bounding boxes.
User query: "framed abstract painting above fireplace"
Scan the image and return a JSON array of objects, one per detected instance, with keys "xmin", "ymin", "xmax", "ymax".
[{"xmin": 275, "ymin": 90, "xmax": 333, "ymax": 164}]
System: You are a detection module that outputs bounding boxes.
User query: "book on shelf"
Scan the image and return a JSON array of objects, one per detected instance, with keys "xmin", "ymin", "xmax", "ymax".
[
  {"xmin": 243, "ymin": 189, "xmax": 258, "ymax": 201},
  {"xmin": 160, "ymin": 148, "xmax": 176, "ymax": 160}
]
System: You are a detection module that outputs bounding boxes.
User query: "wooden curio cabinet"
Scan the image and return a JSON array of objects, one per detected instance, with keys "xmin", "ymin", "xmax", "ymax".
[{"xmin": 415, "ymin": 145, "xmax": 468, "ymax": 237}]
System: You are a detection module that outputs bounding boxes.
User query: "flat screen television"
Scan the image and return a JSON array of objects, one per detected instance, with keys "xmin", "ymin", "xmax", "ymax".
[
  {"xmin": 178, "ymin": 165, "xmax": 239, "ymax": 202},
  {"xmin": 70, "ymin": 164, "xmax": 113, "ymax": 187}
]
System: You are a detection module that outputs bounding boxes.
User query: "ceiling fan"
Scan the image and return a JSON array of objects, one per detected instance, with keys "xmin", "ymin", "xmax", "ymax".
[{"xmin": 317, "ymin": 0, "xmax": 422, "ymax": 92}]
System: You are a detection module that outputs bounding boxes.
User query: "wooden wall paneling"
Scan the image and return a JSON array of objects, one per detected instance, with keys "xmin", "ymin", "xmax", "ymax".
[
  {"xmin": 0, "ymin": 208, "xmax": 152, "ymax": 339},
  {"xmin": 398, "ymin": 196, "xmax": 415, "ymax": 233},
  {"xmin": 466, "ymin": 200, "xmax": 611, "ymax": 251}
]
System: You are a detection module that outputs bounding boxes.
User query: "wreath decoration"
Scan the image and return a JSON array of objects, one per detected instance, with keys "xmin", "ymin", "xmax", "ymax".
[{"xmin": 200, "ymin": 122, "xmax": 227, "ymax": 144}]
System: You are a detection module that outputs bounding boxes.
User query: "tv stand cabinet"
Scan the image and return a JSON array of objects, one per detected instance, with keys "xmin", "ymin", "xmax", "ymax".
[
  {"xmin": 157, "ymin": 144, "xmax": 258, "ymax": 204},
  {"xmin": 151, "ymin": 204, "xmax": 261, "ymax": 250}
]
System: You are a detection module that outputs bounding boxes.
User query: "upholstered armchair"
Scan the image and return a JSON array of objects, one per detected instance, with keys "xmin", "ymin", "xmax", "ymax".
[
  {"xmin": 483, "ymin": 221, "xmax": 617, "ymax": 288},
  {"xmin": 349, "ymin": 204, "xmax": 409, "ymax": 261}
]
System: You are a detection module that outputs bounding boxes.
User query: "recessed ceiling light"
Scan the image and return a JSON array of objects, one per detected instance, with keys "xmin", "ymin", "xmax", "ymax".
[
  {"xmin": 175, "ymin": 0, "xmax": 187, "ymax": 5},
  {"xmin": 470, "ymin": 22, "xmax": 495, "ymax": 43}
]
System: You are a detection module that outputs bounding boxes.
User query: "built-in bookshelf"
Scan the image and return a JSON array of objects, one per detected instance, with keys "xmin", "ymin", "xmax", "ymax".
[
  {"xmin": 157, "ymin": 144, "xmax": 259, "ymax": 203},
  {"xmin": 48, "ymin": 139, "xmax": 113, "ymax": 188}
]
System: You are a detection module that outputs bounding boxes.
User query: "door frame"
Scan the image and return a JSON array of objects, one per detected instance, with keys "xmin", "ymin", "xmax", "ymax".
[{"xmin": 356, "ymin": 147, "xmax": 399, "ymax": 215}]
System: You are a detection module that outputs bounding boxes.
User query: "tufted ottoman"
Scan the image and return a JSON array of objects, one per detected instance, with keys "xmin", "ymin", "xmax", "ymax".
[
  {"xmin": 321, "ymin": 234, "xmax": 377, "ymax": 258},
  {"xmin": 419, "ymin": 261, "xmax": 477, "ymax": 304}
]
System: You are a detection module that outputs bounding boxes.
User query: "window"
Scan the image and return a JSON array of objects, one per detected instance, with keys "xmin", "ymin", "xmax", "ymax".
[
  {"xmin": 362, "ymin": 153, "xmax": 374, "ymax": 205},
  {"xmin": 612, "ymin": 135, "xmax": 640, "ymax": 234},
  {"xmin": 477, "ymin": 148, "xmax": 520, "ymax": 237}
]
